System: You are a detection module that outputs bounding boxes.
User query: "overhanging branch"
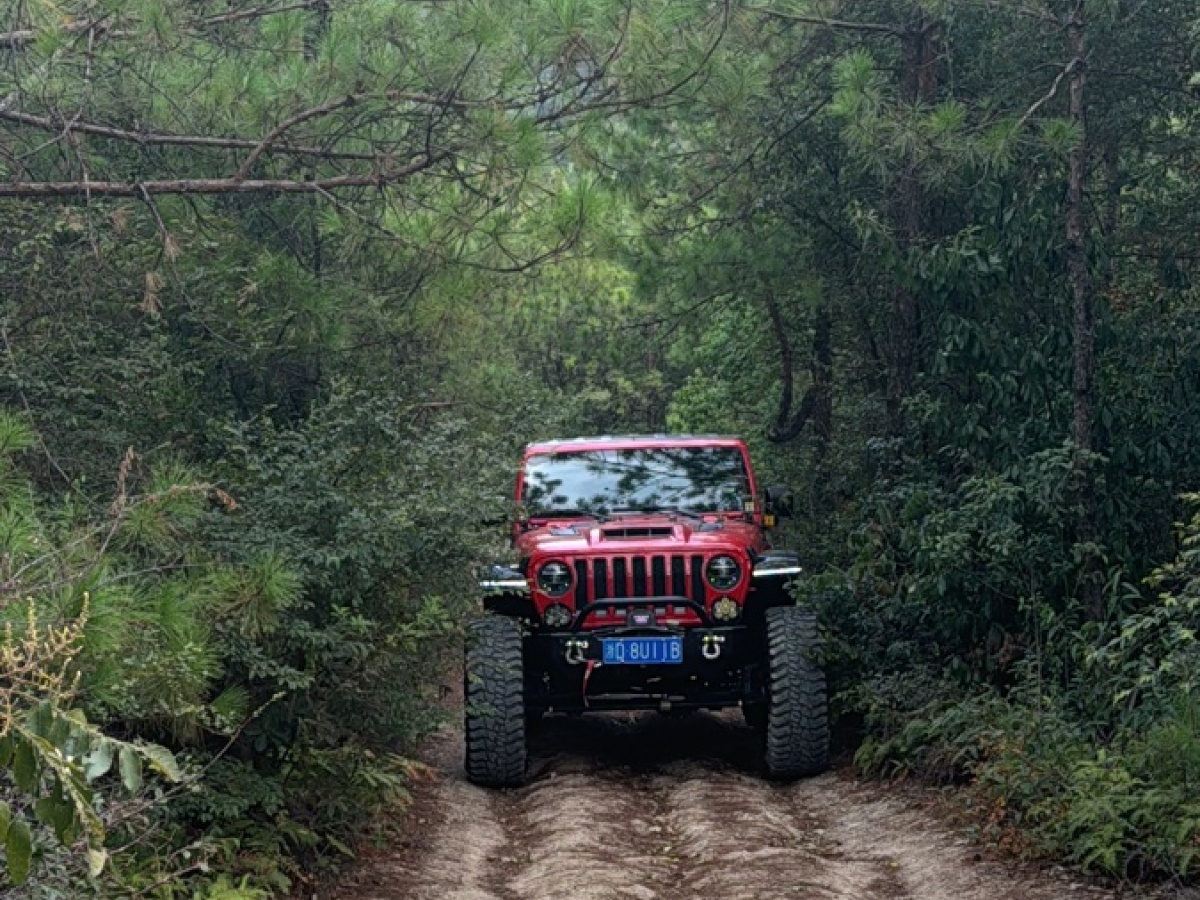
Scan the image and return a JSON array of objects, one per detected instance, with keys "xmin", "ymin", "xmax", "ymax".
[
  {"xmin": 0, "ymin": 20, "xmax": 109, "ymax": 48},
  {"xmin": 199, "ymin": 1, "xmax": 321, "ymax": 27},
  {"xmin": 0, "ymin": 156, "xmax": 437, "ymax": 197},
  {"xmin": 0, "ymin": 108, "xmax": 377, "ymax": 160},
  {"xmin": 746, "ymin": 6, "xmax": 902, "ymax": 35},
  {"xmin": 1014, "ymin": 58, "xmax": 1079, "ymax": 132}
]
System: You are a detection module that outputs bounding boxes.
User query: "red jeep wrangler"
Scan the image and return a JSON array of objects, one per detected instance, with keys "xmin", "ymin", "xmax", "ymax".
[{"xmin": 466, "ymin": 434, "xmax": 827, "ymax": 786}]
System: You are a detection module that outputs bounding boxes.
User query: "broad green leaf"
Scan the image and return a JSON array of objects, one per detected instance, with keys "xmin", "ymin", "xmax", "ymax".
[
  {"xmin": 15, "ymin": 729, "xmax": 103, "ymax": 843},
  {"xmin": 0, "ymin": 800, "xmax": 10, "ymax": 841},
  {"xmin": 33, "ymin": 797, "xmax": 56, "ymax": 827},
  {"xmin": 58, "ymin": 816, "xmax": 79, "ymax": 848},
  {"xmin": 119, "ymin": 746, "xmax": 143, "ymax": 793},
  {"xmin": 34, "ymin": 782, "xmax": 76, "ymax": 842},
  {"xmin": 29, "ymin": 701, "xmax": 54, "ymax": 739},
  {"xmin": 326, "ymin": 834, "xmax": 356, "ymax": 857},
  {"xmin": 12, "ymin": 738, "xmax": 38, "ymax": 793},
  {"xmin": 5, "ymin": 818, "xmax": 32, "ymax": 886},
  {"xmin": 47, "ymin": 712, "xmax": 71, "ymax": 749},
  {"xmin": 138, "ymin": 743, "xmax": 182, "ymax": 782},
  {"xmin": 0, "ymin": 735, "xmax": 12, "ymax": 768},
  {"xmin": 84, "ymin": 742, "xmax": 114, "ymax": 782},
  {"xmin": 87, "ymin": 847, "xmax": 108, "ymax": 878}
]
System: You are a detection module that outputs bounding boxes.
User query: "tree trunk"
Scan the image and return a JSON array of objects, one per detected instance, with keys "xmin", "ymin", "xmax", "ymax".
[
  {"xmin": 766, "ymin": 295, "xmax": 833, "ymax": 447},
  {"xmin": 886, "ymin": 11, "xmax": 939, "ymax": 434},
  {"xmin": 812, "ymin": 302, "xmax": 833, "ymax": 454},
  {"xmin": 1100, "ymin": 138, "xmax": 1121, "ymax": 290},
  {"xmin": 1065, "ymin": 0, "xmax": 1094, "ymax": 454},
  {"xmin": 1062, "ymin": 0, "xmax": 1104, "ymax": 619}
]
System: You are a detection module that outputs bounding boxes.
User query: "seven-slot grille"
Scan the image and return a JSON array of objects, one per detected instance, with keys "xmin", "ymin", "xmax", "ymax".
[{"xmin": 569, "ymin": 555, "xmax": 709, "ymax": 609}]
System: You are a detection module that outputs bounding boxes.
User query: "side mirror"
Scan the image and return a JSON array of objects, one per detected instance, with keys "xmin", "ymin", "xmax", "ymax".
[{"xmin": 764, "ymin": 485, "xmax": 795, "ymax": 519}]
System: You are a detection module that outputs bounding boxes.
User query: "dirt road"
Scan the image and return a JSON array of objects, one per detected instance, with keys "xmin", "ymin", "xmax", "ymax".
[{"xmin": 336, "ymin": 712, "xmax": 1116, "ymax": 900}]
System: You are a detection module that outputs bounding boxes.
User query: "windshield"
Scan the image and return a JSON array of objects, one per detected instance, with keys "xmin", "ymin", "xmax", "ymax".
[{"xmin": 522, "ymin": 447, "xmax": 751, "ymax": 517}]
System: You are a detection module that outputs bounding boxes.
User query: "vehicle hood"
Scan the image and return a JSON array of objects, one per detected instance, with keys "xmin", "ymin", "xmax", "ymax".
[{"xmin": 514, "ymin": 513, "xmax": 764, "ymax": 558}]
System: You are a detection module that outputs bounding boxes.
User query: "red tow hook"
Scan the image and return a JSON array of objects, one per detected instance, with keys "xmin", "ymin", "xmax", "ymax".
[{"xmin": 582, "ymin": 659, "xmax": 599, "ymax": 709}]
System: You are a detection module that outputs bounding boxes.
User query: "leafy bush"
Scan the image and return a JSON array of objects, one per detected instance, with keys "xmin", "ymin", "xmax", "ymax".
[
  {"xmin": 1, "ymin": 600, "xmax": 183, "ymax": 888},
  {"xmin": 843, "ymin": 441, "xmax": 1103, "ymax": 682},
  {"xmin": 851, "ymin": 502, "xmax": 1200, "ymax": 882}
]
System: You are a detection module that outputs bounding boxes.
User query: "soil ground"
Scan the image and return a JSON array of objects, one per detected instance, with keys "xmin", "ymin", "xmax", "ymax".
[{"xmin": 332, "ymin": 710, "xmax": 1128, "ymax": 900}]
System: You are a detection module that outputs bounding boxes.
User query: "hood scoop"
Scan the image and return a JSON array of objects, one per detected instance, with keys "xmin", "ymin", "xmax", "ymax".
[{"xmin": 601, "ymin": 526, "xmax": 675, "ymax": 539}]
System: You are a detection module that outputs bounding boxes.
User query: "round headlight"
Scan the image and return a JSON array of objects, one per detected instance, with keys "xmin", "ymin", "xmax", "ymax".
[
  {"xmin": 706, "ymin": 555, "xmax": 741, "ymax": 591},
  {"xmin": 536, "ymin": 561, "xmax": 573, "ymax": 597}
]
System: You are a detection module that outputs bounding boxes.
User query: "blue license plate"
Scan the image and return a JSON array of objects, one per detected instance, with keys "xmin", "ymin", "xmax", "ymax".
[{"xmin": 602, "ymin": 636, "xmax": 684, "ymax": 665}]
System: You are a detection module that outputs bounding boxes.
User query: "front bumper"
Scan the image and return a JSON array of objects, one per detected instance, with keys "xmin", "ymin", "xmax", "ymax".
[{"xmin": 523, "ymin": 623, "xmax": 758, "ymax": 712}]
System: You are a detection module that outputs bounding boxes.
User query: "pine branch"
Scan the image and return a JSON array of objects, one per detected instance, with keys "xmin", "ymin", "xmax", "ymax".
[
  {"xmin": 1014, "ymin": 58, "xmax": 1079, "ymax": 132},
  {"xmin": 0, "ymin": 3, "xmax": 324, "ymax": 47},
  {"xmin": 0, "ymin": 20, "xmax": 111, "ymax": 48},
  {"xmin": 0, "ymin": 108, "xmax": 377, "ymax": 160},
  {"xmin": 0, "ymin": 85, "xmax": 477, "ymax": 177},
  {"xmin": 198, "ymin": 1, "xmax": 322, "ymax": 27},
  {"xmin": 746, "ymin": 6, "xmax": 902, "ymax": 35},
  {"xmin": 235, "ymin": 94, "xmax": 379, "ymax": 179},
  {"xmin": 0, "ymin": 156, "xmax": 436, "ymax": 197}
]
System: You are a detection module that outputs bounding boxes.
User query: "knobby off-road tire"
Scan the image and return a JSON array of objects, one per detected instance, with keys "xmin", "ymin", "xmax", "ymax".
[
  {"xmin": 763, "ymin": 606, "xmax": 829, "ymax": 779},
  {"xmin": 464, "ymin": 617, "xmax": 527, "ymax": 787}
]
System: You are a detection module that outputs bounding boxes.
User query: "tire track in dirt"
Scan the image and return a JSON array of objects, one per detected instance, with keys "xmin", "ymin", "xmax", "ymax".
[
  {"xmin": 334, "ymin": 712, "xmax": 1120, "ymax": 900},
  {"xmin": 506, "ymin": 766, "xmax": 667, "ymax": 899},
  {"xmin": 800, "ymin": 775, "xmax": 1109, "ymax": 900},
  {"xmin": 335, "ymin": 728, "xmax": 513, "ymax": 900},
  {"xmin": 656, "ymin": 765, "xmax": 843, "ymax": 899}
]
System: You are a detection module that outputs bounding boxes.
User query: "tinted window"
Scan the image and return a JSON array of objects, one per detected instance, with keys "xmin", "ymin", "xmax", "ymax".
[{"xmin": 522, "ymin": 447, "xmax": 750, "ymax": 516}]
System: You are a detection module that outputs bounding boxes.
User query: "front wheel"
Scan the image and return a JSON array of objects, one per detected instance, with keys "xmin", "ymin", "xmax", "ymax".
[
  {"xmin": 464, "ymin": 617, "xmax": 527, "ymax": 787},
  {"xmin": 763, "ymin": 606, "xmax": 829, "ymax": 779}
]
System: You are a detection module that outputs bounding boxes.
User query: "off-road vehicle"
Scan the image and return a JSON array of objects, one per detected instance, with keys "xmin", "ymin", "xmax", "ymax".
[{"xmin": 466, "ymin": 434, "xmax": 827, "ymax": 786}]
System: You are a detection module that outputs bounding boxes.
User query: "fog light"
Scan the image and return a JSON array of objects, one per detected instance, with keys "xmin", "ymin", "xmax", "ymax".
[
  {"xmin": 543, "ymin": 604, "xmax": 573, "ymax": 628},
  {"xmin": 712, "ymin": 597, "xmax": 739, "ymax": 621}
]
